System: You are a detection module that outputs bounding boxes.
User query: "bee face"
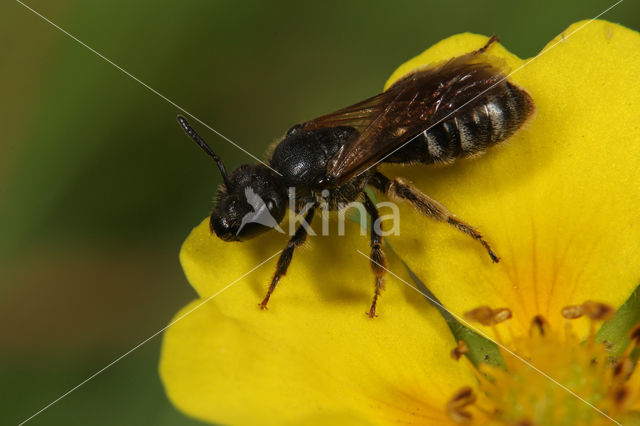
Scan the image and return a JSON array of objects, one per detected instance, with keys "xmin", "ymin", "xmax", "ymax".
[
  {"xmin": 210, "ymin": 164, "xmax": 287, "ymax": 241},
  {"xmin": 209, "ymin": 194, "xmax": 244, "ymax": 241}
]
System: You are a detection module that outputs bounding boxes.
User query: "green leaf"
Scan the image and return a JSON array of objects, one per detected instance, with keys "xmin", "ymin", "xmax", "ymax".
[
  {"xmin": 387, "ymin": 243, "xmax": 504, "ymax": 368},
  {"xmin": 596, "ymin": 283, "xmax": 640, "ymax": 357}
]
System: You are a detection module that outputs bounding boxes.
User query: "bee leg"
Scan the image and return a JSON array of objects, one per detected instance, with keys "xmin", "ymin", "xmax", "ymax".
[
  {"xmin": 363, "ymin": 193, "xmax": 387, "ymax": 318},
  {"xmin": 476, "ymin": 35, "xmax": 499, "ymax": 54},
  {"xmin": 370, "ymin": 172, "xmax": 499, "ymax": 263},
  {"xmin": 259, "ymin": 206, "xmax": 316, "ymax": 310}
]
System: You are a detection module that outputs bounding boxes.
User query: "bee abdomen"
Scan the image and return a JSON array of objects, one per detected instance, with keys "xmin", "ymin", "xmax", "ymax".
[
  {"xmin": 388, "ymin": 81, "xmax": 534, "ymax": 165},
  {"xmin": 428, "ymin": 82, "xmax": 533, "ymax": 162}
]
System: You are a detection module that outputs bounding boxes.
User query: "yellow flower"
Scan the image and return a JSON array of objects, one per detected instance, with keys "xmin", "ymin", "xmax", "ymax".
[
  {"xmin": 384, "ymin": 20, "xmax": 640, "ymax": 343},
  {"xmin": 161, "ymin": 217, "xmax": 471, "ymax": 425},
  {"xmin": 160, "ymin": 20, "xmax": 640, "ymax": 425}
]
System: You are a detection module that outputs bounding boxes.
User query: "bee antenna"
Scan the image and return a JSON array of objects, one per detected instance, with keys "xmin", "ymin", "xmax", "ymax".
[{"xmin": 177, "ymin": 114, "xmax": 234, "ymax": 189}]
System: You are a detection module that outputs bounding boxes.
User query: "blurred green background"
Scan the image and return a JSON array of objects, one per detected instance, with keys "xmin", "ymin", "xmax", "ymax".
[{"xmin": 1, "ymin": 0, "xmax": 638, "ymax": 424}]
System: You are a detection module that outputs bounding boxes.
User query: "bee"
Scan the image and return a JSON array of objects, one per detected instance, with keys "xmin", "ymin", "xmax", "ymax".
[{"xmin": 177, "ymin": 36, "xmax": 535, "ymax": 317}]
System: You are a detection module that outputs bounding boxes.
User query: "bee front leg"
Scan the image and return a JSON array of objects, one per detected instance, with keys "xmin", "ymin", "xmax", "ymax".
[
  {"xmin": 363, "ymin": 193, "xmax": 386, "ymax": 318},
  {"xmin": 260, "ymin": 206, "xmax": 316, "ymax": 310},
  {"xmin": 370, "ymin": 172, "xmax": 499, "ymax": 263}
]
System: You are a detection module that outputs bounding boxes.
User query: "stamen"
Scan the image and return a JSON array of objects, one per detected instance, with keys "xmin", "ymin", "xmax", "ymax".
[
  {"xmin": 581, "ymin": 301, "xmax": 615, "ymax": 321},
  {"xmin": 446, "ymin": 386, "xmax": 476, "ymax": 423},
  {"xmin": 492, "ymin": 308, "xmax": 512, "ymax": 324},
  {"xmin": 450, "ymin": 340, "xmax": 497, "ymax": 392},
  {"xmin": 611, "ymin": 385, "xmax": 630, "ymax": 408},
  {"xmin": 448, "ymin": 302, "xmax": 640, "ymax": 424},
  {"xmin": 464, "ymin": 306, "xmax": 512, "ymax": 344},
  {"xmin": 581, "ymin": 301, "xmax": 614, "ymax": 346},
  {"xmin": 464, "ymin": 306, "xmax": 494, "ymax": 326},
  {"xmin": 451, "ymin": 340, "xmax": 469, "ymax": 361},
  {"xmin": 612, "ymin": 357, "xmax": 634, "ymax": 382},
  {"xmin": 490, "ymin": 308, "xmax": 512, "ymax": 344},
  {"xmin": 561, "ymin": 304, "xmax": 584, "ymax": 319},
  {"xmin": 529, "ymin": 315, "xmax": 549, "ymax": 337}
]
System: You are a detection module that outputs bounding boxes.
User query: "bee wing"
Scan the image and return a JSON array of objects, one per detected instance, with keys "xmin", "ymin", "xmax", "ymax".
[
  {"xmin": 300, "ymin": 91, "xmax": 388, "ymax": 134},
  {"xmin": 302, "ymin": 51, "xmax": 508, "ymax": 184}
]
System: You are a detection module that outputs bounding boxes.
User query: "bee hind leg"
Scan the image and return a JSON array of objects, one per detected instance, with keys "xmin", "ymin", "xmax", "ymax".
[
  {"xmin": 363, "ymin": 193, "xmax": 387, "ymax": 318},
  {"xmin": 369, "ymin": 172, "xmax": 499, "ymax": 263},
  {"xmin": 476, "ymin": 35, "xmax": 499, "ymax": 54}
]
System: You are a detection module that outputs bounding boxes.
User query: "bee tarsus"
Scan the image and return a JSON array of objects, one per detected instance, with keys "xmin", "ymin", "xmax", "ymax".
[{"xmin": 364, "ymin": 193, "xmax": 386, "ymax": 318}]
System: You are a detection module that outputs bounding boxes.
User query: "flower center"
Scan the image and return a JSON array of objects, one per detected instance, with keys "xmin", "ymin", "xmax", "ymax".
[{"xmin": 448, "ymin": 303, "xmax": 640, "ymax": 425}]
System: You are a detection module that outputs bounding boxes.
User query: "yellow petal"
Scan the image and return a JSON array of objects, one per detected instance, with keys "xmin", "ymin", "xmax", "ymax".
[
  {"xmin": 160, "ymin": 217, "xmax": 470, "ymax": 425},
  {"xmin": 382, "ymin": 20, "xmax": 640, "ymax": 338}
]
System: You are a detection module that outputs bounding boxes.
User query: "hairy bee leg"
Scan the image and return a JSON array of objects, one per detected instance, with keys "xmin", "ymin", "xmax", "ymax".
[
  {"xmin": 363, "ymin": 193, "xmax": 387, "ymax": 318},
  {"xmin": 259, "ymin": 206, "xmax": 316, "ymax": 310},
  {"xmin": 476, "ymin": 34, "xmax": 499, "ymax": 54},
  {"xmin": 370, "ymin": 172, "xmax": 499, "ymax": 263}
]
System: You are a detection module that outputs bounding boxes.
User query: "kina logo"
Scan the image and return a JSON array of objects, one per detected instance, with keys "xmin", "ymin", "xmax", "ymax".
[{"xmin": 236, "ymin": 187, "xmax": 285, "ymax": 235}]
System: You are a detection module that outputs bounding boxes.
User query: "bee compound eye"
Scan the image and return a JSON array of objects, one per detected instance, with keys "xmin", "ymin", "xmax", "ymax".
[{"xmin": 209, "ymin": 213, "xmax": 239, "ymax": 242}]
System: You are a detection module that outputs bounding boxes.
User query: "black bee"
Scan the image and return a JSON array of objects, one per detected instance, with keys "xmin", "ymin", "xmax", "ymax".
[{"xmin": 178, "ymin": 36, "xmax": 535, "ymax": 317}]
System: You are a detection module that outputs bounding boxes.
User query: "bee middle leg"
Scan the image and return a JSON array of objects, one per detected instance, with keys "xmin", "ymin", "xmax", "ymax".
[
  {"xmin": 369, "ymin": 172, "xmax": 499, "ymax": 263},
  {"xmin": 363, "ymin": 192, "xmax": 387, "ymax": 318},
  {"xmin": 259, "ymin": 206, "xmax": 316, "ymax": 310}
]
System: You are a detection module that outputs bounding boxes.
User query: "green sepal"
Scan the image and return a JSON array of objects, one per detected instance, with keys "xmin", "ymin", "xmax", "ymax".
[{"xmin": 597, "ymin": 283, "xmax": 640, "ymax": 357}]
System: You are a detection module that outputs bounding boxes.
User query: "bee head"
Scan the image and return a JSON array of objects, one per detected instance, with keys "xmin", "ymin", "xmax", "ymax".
[
  {"xmin": 210, "ymin": 164, "xmax": 287, "ymax": 241},
  {"xmin": 177, "ymin": 115, "xmax": 287, "ymax": 242}
]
